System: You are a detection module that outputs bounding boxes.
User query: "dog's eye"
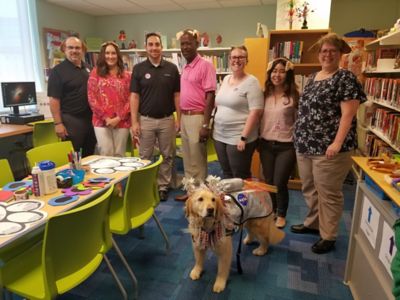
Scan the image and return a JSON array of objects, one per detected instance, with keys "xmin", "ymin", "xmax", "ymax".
[
  {"xmin": 212, "ymin": 198, "xmax": 215, "ymax": 202},
  {"xmin": 198, "ymin": 197, "xmax": 203, "ymax": 202}
]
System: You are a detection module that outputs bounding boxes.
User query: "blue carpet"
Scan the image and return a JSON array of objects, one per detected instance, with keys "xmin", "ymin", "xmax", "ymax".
[{"xmin": 54, "ymin": 161, "xmax": 354, "ymax": 300}]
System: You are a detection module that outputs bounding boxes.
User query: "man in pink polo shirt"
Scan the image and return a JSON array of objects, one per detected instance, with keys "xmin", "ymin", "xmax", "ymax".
[{"xmin": 175, "ymin": 29, "xmax": 216, "ymax": 201}]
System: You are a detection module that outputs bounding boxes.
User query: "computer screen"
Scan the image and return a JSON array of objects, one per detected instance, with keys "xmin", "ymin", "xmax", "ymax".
[{"xmin": 1, "ymin": 82, "xmax": 37, "ymax": 115}]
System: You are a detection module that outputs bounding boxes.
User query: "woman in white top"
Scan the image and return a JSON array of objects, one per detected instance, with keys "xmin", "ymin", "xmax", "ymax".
[
  {"xmin": 213, "ymin": 46, "xmax": 264, "ymax": 179},
  {"xmin": 260, "ymin": 58, "xmax": 299, "ymax": 228}
]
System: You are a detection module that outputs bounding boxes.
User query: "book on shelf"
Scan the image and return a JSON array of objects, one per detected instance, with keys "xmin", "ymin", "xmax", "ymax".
[
  {"xmin": 364, "ymin": 77, "xmax": 400, "ymax": 108},
  {"xmin": 270, "ymin": 41, "xmax": 304, "ymax": 63}
]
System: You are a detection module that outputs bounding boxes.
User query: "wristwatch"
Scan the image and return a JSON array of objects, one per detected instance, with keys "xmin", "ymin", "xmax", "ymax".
[{"xmin": 240, "ymin": 136, "xmax": 247, "ymax": 141}]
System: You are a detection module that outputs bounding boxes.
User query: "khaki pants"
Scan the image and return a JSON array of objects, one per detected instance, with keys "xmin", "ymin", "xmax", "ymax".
[
  {"xmin": 180, "ymin": 114, "xmax": 207, "ymax": 182},
  {"xmin": 139, "ymin": 115, "xmax": 175, "ymax": 191},
  {"xmin": 296, "ymin": 151, "xmax": 353, "ymax": 240}
]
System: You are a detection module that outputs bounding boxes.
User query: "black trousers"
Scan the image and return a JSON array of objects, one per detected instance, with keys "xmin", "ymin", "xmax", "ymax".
[
  {"xmin": 62, "ymin": 112, "xmax": 97, "ymax": 157},
  {"xmin": 213, "ymin": 139, "xmax": 258, "ymax": 179},
  {"xmin": 259, "ymin": 139, "xmax": 296, "ymax": 217}
]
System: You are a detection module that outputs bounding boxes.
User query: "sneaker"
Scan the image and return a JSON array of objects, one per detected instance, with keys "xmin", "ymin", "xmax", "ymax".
[
  {"xmin": 275, "ymin": 217, "xmax": 286, "ymax": 229},
  {"xmin": 159, "ymin": 190, "xmax": 168, "ymax": 202}
]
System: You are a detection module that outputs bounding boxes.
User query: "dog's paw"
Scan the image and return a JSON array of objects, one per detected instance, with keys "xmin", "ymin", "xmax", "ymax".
[
  {"xmin": 252, "ymin": 246, "xmax": 268, "ymax": 256},
  {"xmin": 190, "ymin": 267, "xmax": 202, "ymax": 280},
  {"xmin": 213, "ymin": 279, "xmax": 226, "ymax": 293}
]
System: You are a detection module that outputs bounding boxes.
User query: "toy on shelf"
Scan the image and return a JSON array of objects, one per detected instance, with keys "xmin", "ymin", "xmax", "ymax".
[{"xmin": 118, "ymin": 30, "xmax": 126, "ymax": 49}]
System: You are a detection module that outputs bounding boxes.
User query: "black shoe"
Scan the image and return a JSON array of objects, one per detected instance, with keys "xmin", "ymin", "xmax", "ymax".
[
  {"xmin": 311, "ymin": 239, "xmax": 335, "ymax": 254},
  {"xmin": 290, "ymin": 224, "xmax": 319, "ymax": 234},
  {"xmin": 159, "ymin": 190, "xmax": 168, "ymax": 202}
]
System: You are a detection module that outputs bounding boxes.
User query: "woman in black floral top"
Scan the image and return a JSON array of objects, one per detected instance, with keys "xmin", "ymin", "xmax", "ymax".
[{"xmin": 291, "ymin": 33, "xmax": 366, "ymax": 254}]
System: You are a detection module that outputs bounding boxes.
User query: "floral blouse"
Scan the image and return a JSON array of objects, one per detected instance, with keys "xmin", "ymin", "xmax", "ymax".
[
  {"xmin": 87, "ymin": 68, "xmax": 131, "ymax": 128},
  {"xmin": 294, "ymin": 69, "xmax": 366, "ymax": 155}
]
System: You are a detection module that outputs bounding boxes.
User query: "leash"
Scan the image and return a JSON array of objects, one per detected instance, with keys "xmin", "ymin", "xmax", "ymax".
[{"xmin": 226, "ymin": 193, "xmax": 244, "ymax": 274}]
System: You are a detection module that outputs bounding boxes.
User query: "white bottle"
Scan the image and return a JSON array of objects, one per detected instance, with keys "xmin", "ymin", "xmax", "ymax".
[
  {"xmin": 31, "ymin": 165, "xmax": 45, "ymax": 197},
  {"xmin": 38, "ymin": 160, "xmax": 57, "ymax": 195}
]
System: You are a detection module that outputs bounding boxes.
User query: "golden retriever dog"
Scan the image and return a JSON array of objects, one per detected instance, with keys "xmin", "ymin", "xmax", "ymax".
[{"xmin": 185, "ymin": 186, "xmax": 285, "ymax": 293}]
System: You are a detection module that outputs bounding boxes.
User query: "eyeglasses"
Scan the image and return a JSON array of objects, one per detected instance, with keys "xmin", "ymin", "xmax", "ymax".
[
  {"xmin": 320, "ymin": 49, "xmax": 338, "ymax": 55},
  {"xmin": 66, "ymin": 46, "xmax": 82, "ymax": 50},
  {"xmin": 230, "ymin": 56, "xmax": 247, "ymax": 60}
]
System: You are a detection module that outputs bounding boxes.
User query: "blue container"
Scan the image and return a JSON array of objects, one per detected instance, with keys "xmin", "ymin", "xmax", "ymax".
[
  {"xmin": 71, "ymin": 169, "xmax": 85, "ymax": 184},
  {"xmin": 365, "ymin": 174, "xmax": 390, "ymax": 200}
]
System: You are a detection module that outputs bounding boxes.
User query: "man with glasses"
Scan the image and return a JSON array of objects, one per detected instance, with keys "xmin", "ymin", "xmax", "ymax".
[
  {"xmin": 175, "ymin": 29, "xmax": 216, "ymax": 201},
  {"xmin": 130, "ymin": 32, "xmax": 180, "ymax": 201},
  {"xmin": 48, "ymin": 36, "xmax": 96, "ymax": 157}
]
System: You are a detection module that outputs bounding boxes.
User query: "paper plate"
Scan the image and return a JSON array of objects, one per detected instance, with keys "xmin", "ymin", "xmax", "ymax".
[
  {"xmin": 6, "ymin": 200, "xmax": 44, "ymax": 212},
  {"xmin": 119, "ymin": 157, "xmax": 140, "ymax": 163},
  {"xmin": 122, "ymin": 162, "xmax": 145, "ymax": 168},
  {"xmin": 93, "ymin": 168, "xmax": 115, "ymax": 174},
  {"xmin": 0, "ymin": 205, "xmax": 6, "ymax": 221},
  {"xmin": 114, "ymin": 166, "xmax": 136, "ymax": 171},
  {"xmin": 2, "ymin": 181, "xmax": 32, "ymax": 192},
  {"xmin": 90, "ymin": 159, "xmax": 121, "ymax": 169},
  {"xmin": 48, "ymin": 195, "xmax": 79, "ymax": 206},
  {"xmin": 7, "ymin": 211, "xmax": 46, "ymax": 223},
  {"xmin": 0, "ymin": 222, "xmax": 24, "ymax": 236}
]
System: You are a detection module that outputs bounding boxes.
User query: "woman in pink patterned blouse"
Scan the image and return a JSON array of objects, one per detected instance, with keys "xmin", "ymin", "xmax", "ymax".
[{"xmin": 88, "ymin": 41, "xmax": 131, "ymax": 156}]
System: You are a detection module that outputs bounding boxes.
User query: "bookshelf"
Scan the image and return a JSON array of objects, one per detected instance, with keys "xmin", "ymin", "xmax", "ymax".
[
  {"xmin": 361, "ymin": 31, "xmax": 400, "ymax": 158},
  {"xmin": 84, "ymin": 47, "xmax": 231, "ymax": 78}
]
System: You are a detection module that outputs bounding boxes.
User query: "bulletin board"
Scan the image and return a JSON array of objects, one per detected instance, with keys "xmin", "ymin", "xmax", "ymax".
[{"xmin": 43, "ymin": 28, "xmax": 77, "ymax": 69}]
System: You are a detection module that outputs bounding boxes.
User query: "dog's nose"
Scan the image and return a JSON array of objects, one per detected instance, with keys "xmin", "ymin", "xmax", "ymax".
[{"xmin": 206, "ymin": 207, "xmax": 214, "ymax": 216}]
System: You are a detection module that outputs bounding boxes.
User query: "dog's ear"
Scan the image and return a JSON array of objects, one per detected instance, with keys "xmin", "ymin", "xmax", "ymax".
[{"xmin": 184, "ymin": 196, "xmax": 192, "ymax": 218}]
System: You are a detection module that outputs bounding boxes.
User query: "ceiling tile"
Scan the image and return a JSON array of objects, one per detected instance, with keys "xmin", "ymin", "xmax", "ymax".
[
  {"xmin": 179, "ymin": 2, "xmax": 221, "ymax": 10},
  {"xmin": 219, "ymin": 0, "xmax": 262, "ymax": 8}
]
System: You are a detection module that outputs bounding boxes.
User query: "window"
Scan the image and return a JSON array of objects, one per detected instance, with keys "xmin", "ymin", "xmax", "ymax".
[{"xmin": 0, "ymin": 0, "xmax": 43, "ymax": 113}]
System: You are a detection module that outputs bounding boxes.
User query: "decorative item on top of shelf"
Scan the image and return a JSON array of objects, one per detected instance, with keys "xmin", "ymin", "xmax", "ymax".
[
  {"xmin": 200, "ymin": 32, "xmax": 210, "ymax": 47},
  {"xmin": 118, "ymin": 30, "xmax": 126, "ymax": 49},
  {"xmin": 287, "ymin": 0, "xmax": 296, "ymax": 30},
  {"xmin": 216, "ymin": 34, "xmax": 222, "ymax": 45},
  {"xmin": 390, "ymin": 18, "xmax": 400, "ymax": 34},
  {"xmin": 296, "ymin": 1, "xmax": 314, "ymax": 30},
  {"xmin": 128, "ymin": 39, "xmax": 137, "ymax": 49}
]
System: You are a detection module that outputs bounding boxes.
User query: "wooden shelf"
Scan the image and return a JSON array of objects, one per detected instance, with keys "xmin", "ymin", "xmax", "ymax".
[
  {"xmin": 368, "ymin": 126, "xmax": 400, "ymax": 153},
  {"xmin": 365, "ymin": 30, "xmax": 400, "ymax": 50},
  {"xmin": 370, "ymin": 98, "xmax": 400, "ymax": 113}
]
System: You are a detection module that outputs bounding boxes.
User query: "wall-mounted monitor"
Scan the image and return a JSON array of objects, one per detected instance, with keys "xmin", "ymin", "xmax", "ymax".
[{"xmin": 1, "ymin": 82, "xmax": 37, "ymax": 116}]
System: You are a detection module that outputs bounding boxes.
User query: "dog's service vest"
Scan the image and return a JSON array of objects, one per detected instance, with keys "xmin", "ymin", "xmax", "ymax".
[{"xmin": 224, "ymin": 189, "xmax": 273, "ymax": 225}]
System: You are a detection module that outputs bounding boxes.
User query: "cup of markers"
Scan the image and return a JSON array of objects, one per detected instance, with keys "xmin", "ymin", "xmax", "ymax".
[{"xmin": 68, "ymin": 149, "xmax": 82, "ymax": 170}]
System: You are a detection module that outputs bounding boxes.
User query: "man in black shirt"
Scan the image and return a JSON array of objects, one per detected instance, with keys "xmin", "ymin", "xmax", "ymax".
[
  {"xmin": 47, "ymin": 36, "xmax": 96, "ymax": 157},
  {"xmin": 130, "ymin": 32, "xmax": 180, "ymax": 201}
]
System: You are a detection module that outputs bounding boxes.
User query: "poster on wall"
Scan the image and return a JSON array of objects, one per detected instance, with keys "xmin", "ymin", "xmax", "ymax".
[{"xmin": 275, "ymin": 0, "xmax": 331, "ymax": 30}]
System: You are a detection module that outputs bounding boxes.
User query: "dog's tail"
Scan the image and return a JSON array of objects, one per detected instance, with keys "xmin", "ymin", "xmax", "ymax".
[{"xmin": 269, "ymin": 224, "xmax": 285, "ymax": 245}]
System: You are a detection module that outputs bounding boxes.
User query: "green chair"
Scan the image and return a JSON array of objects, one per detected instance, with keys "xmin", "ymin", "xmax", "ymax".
[
  {"xmin": 30, "ymin": 120, "xmax": 59, "ymax": 148},
  {"xmin": 1, "ymin": 185, "xmax": 131, "ymax": 300},
  {"xmin": 0, "ymin": 159, "xmax": 14, "ymax": 186},
  {"xmin": 109, "ymin": 156, "xmax": 170, "ymax": 298},
  {"xmin": 26, "ymin": 141, "xmax": 74, "ymax": 169}
]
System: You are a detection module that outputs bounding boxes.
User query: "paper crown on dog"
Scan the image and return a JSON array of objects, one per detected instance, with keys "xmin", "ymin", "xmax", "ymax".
[{"xmin": 182, "ymin": 176, "xmax": 244, "ymax": 195}]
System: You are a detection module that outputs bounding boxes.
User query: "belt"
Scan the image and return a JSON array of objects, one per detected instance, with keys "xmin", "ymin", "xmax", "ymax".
[
  {"xmin": 263, "ymin": 139, "xmax": 293, "ymax": 145},
  {"xmin": 181, "ymin": 110, "xmax": 204, "ymax": 115},
  {"xmin": 141, "ymin": 113, "xmax": 172, "ymax": 119}
]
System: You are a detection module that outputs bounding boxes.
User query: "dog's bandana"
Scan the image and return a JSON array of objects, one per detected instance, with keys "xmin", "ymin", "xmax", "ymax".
[{"xmin": 224, "ymin": 189, "xmax": 273, "ymax": 225}]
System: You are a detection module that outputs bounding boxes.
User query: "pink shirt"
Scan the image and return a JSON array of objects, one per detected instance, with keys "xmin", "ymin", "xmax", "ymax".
[
  {"xmin": 87, "ymin": 69, "xmax": 131, "ymax": 128},
  {"xmin": 260, "ymin": 94, "xmax": 296, "ymax": 142},
  {"xmin": 180, "ymin": 55, "xmax": 216, "ymax": 111}
]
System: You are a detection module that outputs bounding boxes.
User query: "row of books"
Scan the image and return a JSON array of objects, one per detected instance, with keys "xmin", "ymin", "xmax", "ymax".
[
  {"xmin": 85, "ymin": 52, "xmax": 229, "ymax": 73},
  {"xmin": 364, "ymin": 77, "xmax": 400, "ymax": 108},
  {"xmin": 294, "ymin": 74, "xmax": 309, "ymax": 93},
  {"xmin": 365, "ymin": 48, "xmax": 400, "ymax": 72},
  {"xmin": 269, "ymin": 41, "xmax": 304, "ymax": 64},
  {"xmin": 370, "ymin": 107, "xmax": 400, "ymax": 150},
  {"xmin": 365, "ymin": 132, "xmax": 395, "ymax": 158}
]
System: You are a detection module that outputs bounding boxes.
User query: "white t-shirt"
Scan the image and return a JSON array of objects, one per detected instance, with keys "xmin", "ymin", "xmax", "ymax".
[{"xmin": 213, "ymin": 74, "xmax": 264, "ymax": 145}]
